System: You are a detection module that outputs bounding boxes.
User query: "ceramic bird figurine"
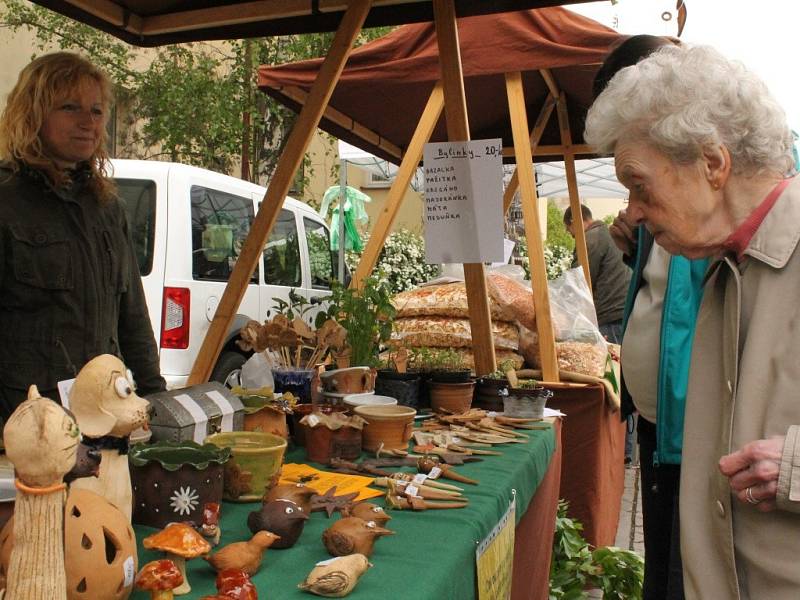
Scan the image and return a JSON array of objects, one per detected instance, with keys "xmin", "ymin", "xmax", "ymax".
[
  {"xmin": 247, "ymin": 499, "xmax": 309, "ymax": 549},
  {"xmin": 205, "ymin": 531, "xmax": 281, "ymax": 576},
  {"xmin": 322, "ymin": 517, "xmax": 394, "ymax": 558},
  {"xmin": 344, "ymin": 502, "xmax": 392, "ymax": 527},
  {"xmin": 263, "ymin": 483, "xmax": 316, "ymax": 513}
]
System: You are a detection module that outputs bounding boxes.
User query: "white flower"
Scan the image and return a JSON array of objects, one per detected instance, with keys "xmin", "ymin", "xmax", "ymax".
[{"xmin": 169, "ymin": 486, "xmax": 200, "ymax": 516}]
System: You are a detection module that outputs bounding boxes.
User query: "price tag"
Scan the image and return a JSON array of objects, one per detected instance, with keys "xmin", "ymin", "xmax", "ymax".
[
  {"xmin": 57, "ymin": 377, "xmax": 75, "ymax": 409},
  {"xmin": 412, "ymin": 473, "xmax": 428, "ymax": 484},
  {"xmin": 307, "ymin": 414, "xmax": 320, "ymax": 427},
  {"xmin": 122, "ymin": 556, "xmax": 136, "ymax": 588},
  {"xmin": 405, "ymin": 484, "xmax": 420, "ymax": 497},
  {"xmin": 428, "ymin": 466, "xmax": 443, "ymax": 479},
  {"xmin": 395, "ymin": 480, "xmax": 408, "ymax": 488}
]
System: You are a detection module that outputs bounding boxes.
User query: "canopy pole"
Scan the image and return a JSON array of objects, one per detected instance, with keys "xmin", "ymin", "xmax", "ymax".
[
  {"xmin": 555, "ymin": 90, "xmax": 591, "ymax": 292},
  {"xmin": 351, "ymin": 82, "xmax": 444, "ymax": 290},
  {"xmin": 502, "ymin": 94, "xmax": 557, "ymax": 214},
  {"xmin": 338, "ymin": 159, "xmax": 347, "ymax": 283},
  {"xmin": 505, "ymin": 71, "xmax": 559, "ymax": 382},
  {"xmin": 187, "ymin": 0, "xmax": 372, "ymax": 385},
  {"xmin": 433, "ymin": 0, "xmax": 496, "ymax": 376}
]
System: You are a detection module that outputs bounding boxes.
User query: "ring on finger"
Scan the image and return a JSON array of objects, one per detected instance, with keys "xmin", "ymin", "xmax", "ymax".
[{"xmin": 745, "ymin": 486, "xmax": 761, "ymax": 505}]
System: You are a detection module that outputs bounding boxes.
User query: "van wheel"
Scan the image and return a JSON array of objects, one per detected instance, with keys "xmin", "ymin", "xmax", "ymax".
[{"xmin": 211, "ymin": 351, "xmax": 246, "ymax": 389}]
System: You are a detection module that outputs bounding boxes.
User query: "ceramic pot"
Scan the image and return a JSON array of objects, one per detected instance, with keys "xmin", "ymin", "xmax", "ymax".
[
  {"xmin": 354, "ymin": 405, "xmax": 416, "ymax": 452},
  {"xmin": 241, "ymin": 400, "xmax": 288, "ymax": 439},
  {"xmin": 429, "ymin": 381, "xmax": 475, "ymax": 414},
  {"xmin": 473, "ymin": 377, "xmax": 508, "ymax": 412},
  {"xmin": 272, "ymin": 368, "xmax": 315, "ymax": 404},
  {"xmin": 374, "ymin": 370, "xmax": 421, "ymax": 408},
  {"xmin": 319, "ymin": 367, "xmax": 376, "ymax": 394},
  {"xmin": 290, "ymin": 404, "xmax": 348, "ymax": 447},
  {"xmin": 343, "ymin": 394, "xmax": 397, "ymax": 410},
  {"xmin": 129, "ymin": 440, "xmax": 230, "ymax": 529},
  {"xmin": 206, "ymin": 431, "xmax": 287, "ymax": 502},
  {"xmin": 503, "ymin": 386, "xmax": 553, "ymax": 419},
  {"xmin": 304, "ymin": 424, "xmax": 363, "ymax": 464},
  {"xmin": 431, "ymin": 369, "xmax": 472, "ymax": 384}
]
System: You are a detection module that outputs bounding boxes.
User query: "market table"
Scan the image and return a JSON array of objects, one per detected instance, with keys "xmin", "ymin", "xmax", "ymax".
[
  {"xmin": 131, "ymin": 420, "xmax": 560, "ymax": 599},
  {"xmin": 545, "ymin": 382, "xmax": 625, "ymax": 548}
]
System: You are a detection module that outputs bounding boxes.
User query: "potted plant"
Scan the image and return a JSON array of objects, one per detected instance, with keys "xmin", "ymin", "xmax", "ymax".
[
  {"xmin": 410, "ymin": 348, "xmax": 474, "ymax": 414},
  {"xmin": 314, "ymin": 275, "xmax": 396, "ymax": 369},
  {"xmin": 474, "ymin": 359, "xmax": 518, "ymax": 412},
  {"xmin": 502, "ymin": 378, "xmax": 552, "ymax": 419},
  {"xmin": 374, "ymin": 345, "xmax": 421, "ymax": 408}
]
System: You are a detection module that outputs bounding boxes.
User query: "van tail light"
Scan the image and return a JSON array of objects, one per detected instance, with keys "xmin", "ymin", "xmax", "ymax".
[{"xmin": 160, "ymin": 287, "xmax": 190, "ymax": 349}]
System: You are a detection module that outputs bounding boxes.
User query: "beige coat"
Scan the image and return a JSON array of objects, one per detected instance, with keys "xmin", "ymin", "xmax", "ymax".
[{"xmin": 682, "ymin": 176, "xmax": 800, "ymax": 599}]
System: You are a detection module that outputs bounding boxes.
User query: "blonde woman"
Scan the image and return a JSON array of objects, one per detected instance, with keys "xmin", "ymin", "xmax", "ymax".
[{"xmin": 0, "ymin": 52, "xmax": 164, "ymax": 419}]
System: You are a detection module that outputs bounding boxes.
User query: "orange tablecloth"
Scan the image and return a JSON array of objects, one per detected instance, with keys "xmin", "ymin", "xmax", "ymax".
[
  {"xmin": 512, "ymin": 418, "xmax": 563, "ymax": 600},
  {"xmin": 545, "ymin": 382, "xmax": 625, "ymax": 548}
]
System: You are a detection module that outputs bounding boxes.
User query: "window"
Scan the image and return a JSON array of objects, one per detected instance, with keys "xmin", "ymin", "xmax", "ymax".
[
  {"xmin": 115, "ymin": 178, "xmax": 156, "ymax": 276},
  {"xmin": 191, "ymin": 186, "xmax": 257, "ymax": 282},
  {"xmin": 362, "ymin": 170, "xmax": 393, "ymax": 188},
  {"xmin": 304, "ymin": 218, "xmax": 335, "ymax": 289},
  {"xmin": 263, "ymin": 209, "xmax": 301, "ymax": 287}
]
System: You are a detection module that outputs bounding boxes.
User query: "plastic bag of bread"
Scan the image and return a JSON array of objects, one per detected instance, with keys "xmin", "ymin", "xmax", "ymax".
[
  {"xmin": 393, "ymin": 281, "xmax": 514, "ymax": 321},
  {"xmin": 518, "ymin": 324, "xmax": 607, "ymax": 377},
  {"xmin": 392, "ymin": 316, "xmax": 520, "ymax": 350},
  {"xmin": 486, "ymin": 269, "xmax": 536, "ymax": 331},
  {"xmin": 380, "ymin": 347, "xmax": 524, "ymax": 372}
]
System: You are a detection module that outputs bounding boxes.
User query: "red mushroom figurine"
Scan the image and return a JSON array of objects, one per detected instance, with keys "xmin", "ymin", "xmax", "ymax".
[{"xmin": 135, "ymin": 559, "xmax": 184, "ymax": 600}]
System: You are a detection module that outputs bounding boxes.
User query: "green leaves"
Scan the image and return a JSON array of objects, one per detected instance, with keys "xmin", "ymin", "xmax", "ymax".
[{"xmin": 549, "ymin": 500, "xmax": 643, "ymax": 600}]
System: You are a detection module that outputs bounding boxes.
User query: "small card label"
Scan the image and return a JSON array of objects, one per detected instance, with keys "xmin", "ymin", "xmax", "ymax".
[
  {"xmin": 57, "ymin": 378, "xmax": 75, "ymax": 409},
  {"xmin": 428, "ymin": 466, "xmax": 443, "ymax": 479},
  {"xmin": 405, "ymin": 484, "xmax": 420, "ymax": 497},
  {"xmin": 123, "ymin": 556, "xmax": 135, "ymax": 587},
  {"xmin": 412, "ymin": 473, "xmax": 428, "ymax": 484},
  {"xmin": 307, "ymin": 414, "xmax": 320, "ymax": 427}
]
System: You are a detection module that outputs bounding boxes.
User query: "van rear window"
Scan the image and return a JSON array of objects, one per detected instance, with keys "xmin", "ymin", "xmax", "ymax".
[
  {"xmin": 264, "ymin": 209, "xmax": 301, "ymax": 287},
  {"xmin": 115, "ymin": 178, "xmax": 156, "ymax": 276}
]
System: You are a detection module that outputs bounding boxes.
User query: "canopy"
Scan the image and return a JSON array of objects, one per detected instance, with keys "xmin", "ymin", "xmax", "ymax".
[
  {"xmin": 29, "ymin": 0, "xmax": 595, "ymax": 47},
  {"xmin": 258, "ymin": 7, "xmax": 622, "ymax": 165}
]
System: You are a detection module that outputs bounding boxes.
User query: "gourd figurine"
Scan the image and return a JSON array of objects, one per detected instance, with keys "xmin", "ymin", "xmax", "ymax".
[
  {"xmin": 69, "ymin": 354, "xmax": 150, "ymax": 521},
  {"xmin": 204, "ymin": 531, "xmax": 281, "ymax": 576},
  {"xmin": 344, "ymin": 502, "xmax": 392, "ymax": 527},
  {"xmin": 298, "ymin": 553, "xmax": 372, "ymax": 598},
  {"xmin": 263, "ymin": 483, "xmax": 316, "ymax": 513},
  {"xmin": 3, "ymin": 386, "xmax": 79, "ymax": 600},
  {"xmin": 247, "ymin": 499, "xmax": 309, "ymax": 549},
  {"xmin": 321, "ymin": 517, "xmax": 394, "ymax": 558}
]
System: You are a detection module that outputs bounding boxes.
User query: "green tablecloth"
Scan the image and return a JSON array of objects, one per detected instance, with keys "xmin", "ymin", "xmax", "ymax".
[{"xmin": 131, "ymin": 423, "xmax": 555, "ymax": 599}]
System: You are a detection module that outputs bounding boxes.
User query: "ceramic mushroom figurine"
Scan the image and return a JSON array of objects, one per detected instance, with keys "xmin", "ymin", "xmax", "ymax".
[
  {"xmin": 143, "ymin": 522, "xmax": 211, "ymax": 596},
  {"xmin": 322, "ymin": 517, "xmax": 394, "ymax": 558},
  {"xmin": 211, "ymin": 569, "xmax": 258, "ymax": 600},
  {"xmin": 135, "ymin": 560, "xmax": 184, "ymax": 600},
  {"xmin": 3, "ymin": 386, "xmax": 80, "ymax": 600},
  {"xmin": 69, "ymin": 354, "xmax": 150, "ymax": 521},
  {"xmin": 247, "ymin": 499, "xmax": 309, "ymax": 549},
  {"xmin": 263, "ymin": 483, "xmax": 316, "ymax": 513},
  {"xmin": 344, "ymin": 502, "xmax": 392, "ymax": 527},
  {"xmin": 205, "ymin": 531, "xmax": 280, "ymax": 576}
]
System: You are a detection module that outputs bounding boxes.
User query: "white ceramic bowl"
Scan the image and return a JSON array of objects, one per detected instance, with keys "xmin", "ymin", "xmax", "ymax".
[{"xmin": 343, "ymin": 393, "xmax": 398, "ymax": 409}]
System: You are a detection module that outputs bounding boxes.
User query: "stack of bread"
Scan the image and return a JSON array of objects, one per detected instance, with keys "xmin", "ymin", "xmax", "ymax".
[
  {"xmin": 391, "ymin": 272, "xmax": 608, "ymax": 377},
  {"xmin": 390, "ymin": 273, "xmax": 533, "ymax": 371}
]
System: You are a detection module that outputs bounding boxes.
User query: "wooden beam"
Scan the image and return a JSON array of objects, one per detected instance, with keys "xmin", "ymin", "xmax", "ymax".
[
  {"xmin": 556, "ymin": 91, "xmax": 591, "ymax": 292},
  {"xmin": 188, "ymin": 0, "xmax": 372, "ymax": 385},
  {"xmin": 352, "ymin": 82, "xmax": 444, "ymax": 289},
  {"xmin": 502, "ymin": 94, "xmax": 556, "ymax": 214},
  {"xmin": 279, "ymin": 86, "xmax": 403, "ymax": 162},
  {"xmin": 502, "ymin": 143, "xmax": 594, "ymax": 158},
  {"xmin": 539, "ymin": 68, "xmax": 560, "ymax": 99},
  {"xmin": 64, "ymin": 0, "xmax": 144, "ymax": 31},
  {"xmin": 433, "ymin": 0, "xmax": 496, "ymax": 376},
  {"xmin": 506, "ymin": 71, "xmax": 559, "ymax": 382}
]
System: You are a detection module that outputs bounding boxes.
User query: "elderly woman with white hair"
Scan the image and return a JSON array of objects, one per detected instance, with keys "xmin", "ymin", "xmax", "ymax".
[{"xmin": 586, "ymin": 45, "xmax": 799, "ymax": 599}]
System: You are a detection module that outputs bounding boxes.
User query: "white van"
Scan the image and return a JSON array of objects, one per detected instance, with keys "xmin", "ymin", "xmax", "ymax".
[{"xmin": 110, "ymin": 159, "xmax": 338, "ymax": 389}]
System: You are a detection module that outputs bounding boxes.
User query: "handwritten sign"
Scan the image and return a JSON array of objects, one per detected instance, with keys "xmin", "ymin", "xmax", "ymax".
[
  {"xmin": 476, "ymin": 495, "xmax": 516, "ymax": 600},
  {"xmin": 423, "ymin": 139, "xmax": 504, "ymax": 263}
]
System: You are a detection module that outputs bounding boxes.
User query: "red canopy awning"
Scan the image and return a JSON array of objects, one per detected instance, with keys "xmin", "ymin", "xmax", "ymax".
[{"xmin": 258, "ymin": 7, "xmax": 623, "ymax": 164}]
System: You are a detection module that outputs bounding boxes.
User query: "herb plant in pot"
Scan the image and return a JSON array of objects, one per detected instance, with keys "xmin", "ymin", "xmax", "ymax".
[
  {"xmin": 412, "ymin": 348, "xmax": 475, "ymax": 414},
  {"xmin": 374, "ymin": 345, "xmax": 421, "ymax": 408},
  {"xmin": 474, "ymin": 359, "xmax": 518, "ymax": 412}
]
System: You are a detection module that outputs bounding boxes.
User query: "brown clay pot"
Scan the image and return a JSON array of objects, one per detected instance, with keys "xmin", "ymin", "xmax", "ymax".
[
  {"xmin": 291, "ymin": 404, "xmax": 348, "ymax": 447},
  {"xmin": 353, "ymin": 405, "xmax": 416, "ymax": 452},
  {"xmin": 304, "ymin": 424, "xmax": 363, "ymax": 464},
  {"xmin": 243, "ymin": 405, "xmax": 288, "ymax": 439},
  {"xmin": 473, "ymin": 377, "xmax": 508, "ymax": 412},
  {"xmin": 430, "ymin": 381, "xmax": 476, "ymax": 414}
]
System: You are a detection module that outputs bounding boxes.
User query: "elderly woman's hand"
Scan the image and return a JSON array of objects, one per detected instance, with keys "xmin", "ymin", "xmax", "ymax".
[
  {"xmin": 609, "ymin": 208, "xmax": 638, "ymax": 257},
  {"xmin": 718, "ymin": 437, "xmax": 784, "ymax": 512}
]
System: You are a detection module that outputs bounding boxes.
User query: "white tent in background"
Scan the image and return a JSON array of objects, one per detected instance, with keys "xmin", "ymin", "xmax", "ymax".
[{"xmin": 338, "ymin": 140, "xmax": 424, "ymax": 191}]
